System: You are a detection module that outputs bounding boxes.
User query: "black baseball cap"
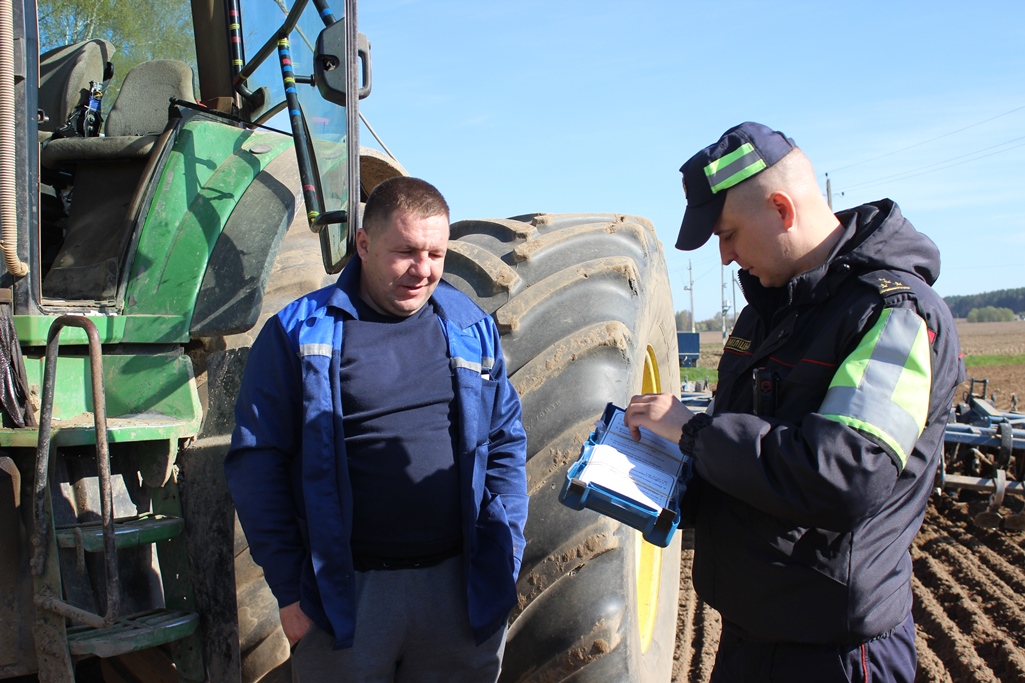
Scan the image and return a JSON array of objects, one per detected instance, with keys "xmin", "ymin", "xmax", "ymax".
[{"xmin": 676, "ymin": 122, "xmax": 796, "ymax": 251}]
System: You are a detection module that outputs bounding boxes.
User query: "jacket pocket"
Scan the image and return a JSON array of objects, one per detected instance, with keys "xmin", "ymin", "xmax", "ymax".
[
  {"xmin": 474, "ymin": 489, "xmax": 514, "ymax": 569},
  {"xmin": 778, "ymin": 360, "xmax": 836, "ymax": 411},
  {"xmin": 467, "ymin": 490, "xmax": 518, "ymax": 627}
]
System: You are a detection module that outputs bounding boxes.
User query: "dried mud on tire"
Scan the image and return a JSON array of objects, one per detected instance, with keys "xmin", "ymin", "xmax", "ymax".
[{"xmin": 671, "ymin": 501, "xmax": 1025, "ymax": 682}]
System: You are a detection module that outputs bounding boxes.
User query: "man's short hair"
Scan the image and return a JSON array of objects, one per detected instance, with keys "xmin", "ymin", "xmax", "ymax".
[{"xmin": 362, "ymin": 176, "xmax": 450, "ymax": 234}]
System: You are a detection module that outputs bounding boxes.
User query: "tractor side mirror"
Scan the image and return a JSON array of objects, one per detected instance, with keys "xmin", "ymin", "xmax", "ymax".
[{"xmin": 314, "ymin": 21, "xmax": 371, "ymax": 106}]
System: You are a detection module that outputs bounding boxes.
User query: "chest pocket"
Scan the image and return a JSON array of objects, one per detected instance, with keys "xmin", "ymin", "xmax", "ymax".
[{"xmin": 715, "ymin": 349, "xmax": 755, "ymax": 415}]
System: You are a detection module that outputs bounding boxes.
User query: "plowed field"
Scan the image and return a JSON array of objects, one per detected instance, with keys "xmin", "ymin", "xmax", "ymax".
[{"xmin": 672, "ymin": 321, "xmax": 1025, "ymax": 682}]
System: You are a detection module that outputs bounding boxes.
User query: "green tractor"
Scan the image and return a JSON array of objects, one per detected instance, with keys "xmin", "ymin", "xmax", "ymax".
[{"xmin": 0, "ymin": 1, "xmax": 682, "ymax": 680}]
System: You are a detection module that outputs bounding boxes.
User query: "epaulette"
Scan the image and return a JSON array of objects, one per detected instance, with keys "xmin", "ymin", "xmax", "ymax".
[{"xmin": 856, "ymin": 269, "xmax": 919, "ymax": 308}]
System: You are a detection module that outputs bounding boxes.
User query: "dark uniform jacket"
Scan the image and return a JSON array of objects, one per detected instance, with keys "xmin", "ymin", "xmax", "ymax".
[{"xmin": 682, "ymin": 199, "xmax": 964, "ymax": 644}]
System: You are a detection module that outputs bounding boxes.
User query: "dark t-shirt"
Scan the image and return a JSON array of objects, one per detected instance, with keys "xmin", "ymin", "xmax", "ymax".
[{"xmin": 341, "ymin": 297, "xmax": 462, "ymax": 559}]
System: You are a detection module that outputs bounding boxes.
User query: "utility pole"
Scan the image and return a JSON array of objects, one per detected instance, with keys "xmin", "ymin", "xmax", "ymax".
[
  {"xmin": 720, "ymin": 263, "xmax": 730, "ymax": 345},
  {"xmin": 683, "ymin": 260, "xmax": 695, "ymax": 333},
  {"xmin": 731, "ymin": 270, "xmax": 738, "ymax": 333},
  {"xmin": 826, "ymin": 172, "xmax": 833, "ymax": 210}
]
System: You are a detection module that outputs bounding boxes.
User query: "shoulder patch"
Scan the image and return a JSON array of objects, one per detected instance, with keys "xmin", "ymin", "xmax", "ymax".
[
  {"xmin": 724, "ymin": 335, "xmax": 752, "ymax": 354},
  {"xmin": 855, "ymin": 269, "xmax": 919, "ymax": 309}
]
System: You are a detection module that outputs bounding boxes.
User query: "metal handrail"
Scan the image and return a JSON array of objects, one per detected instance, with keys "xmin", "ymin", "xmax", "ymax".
[{"xmin": 31, "ymin": 316, "xmax": 119, "ymax": 626}]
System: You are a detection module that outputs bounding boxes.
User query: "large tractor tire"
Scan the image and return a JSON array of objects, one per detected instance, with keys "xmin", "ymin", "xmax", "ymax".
[{"xmin": 444, "ymin": 213, "xmax": 682, "ymax": 682}]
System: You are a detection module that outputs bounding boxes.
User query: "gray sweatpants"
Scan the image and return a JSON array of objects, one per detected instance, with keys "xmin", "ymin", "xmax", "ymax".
[{"xmin": 291, "ymin": 557, "xmax": 507, "ymax": 683}]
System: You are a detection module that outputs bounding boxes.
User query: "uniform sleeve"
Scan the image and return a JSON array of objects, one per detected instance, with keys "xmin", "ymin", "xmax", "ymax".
[
  {"xmin": 692, "ymin": 305, "xmax": 934, "ymax": 532},
  {"xmin": 819, "ymin": 307, "xmax": 931, "ymax": 472},
  {"xmin": 224, "ymin": 317, "xmax": 306, "ymax": 607},
  {"xmin": 482, "ymin": 323, "xmax": 529, "ymax": 577}
]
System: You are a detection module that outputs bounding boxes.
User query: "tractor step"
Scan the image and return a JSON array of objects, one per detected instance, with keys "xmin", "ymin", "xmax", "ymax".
[
  {"xmin": 66, "ymin": 608, "xmax": 199, "ymax": 658},
  {"xmin": 55, "ymin": 513, "xmax": 184, "ymax": 552}
]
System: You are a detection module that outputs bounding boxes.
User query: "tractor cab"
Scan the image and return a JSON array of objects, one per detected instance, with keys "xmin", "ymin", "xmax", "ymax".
[{"xmin": 19, "ymin": 0, "xmax": 364, "ymax": 313}]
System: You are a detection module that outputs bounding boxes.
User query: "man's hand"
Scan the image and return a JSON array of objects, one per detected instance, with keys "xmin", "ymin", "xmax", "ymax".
[
  {"xmin": 279, "ymin": 601, "xmax": 313, "ymax": 648},
  {"xmin": 625, "ymin": 393, "xmax": 695, "ymax": 443}
]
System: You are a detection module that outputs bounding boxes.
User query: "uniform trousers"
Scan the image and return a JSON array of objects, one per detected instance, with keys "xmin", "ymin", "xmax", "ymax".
[
  {"xmin": 291, "ymin": 556, "xmax": 507, "ymax": 683},
  {"xmin": 710, "ymin": 612, "xmax": 917, "ymax": 683}
]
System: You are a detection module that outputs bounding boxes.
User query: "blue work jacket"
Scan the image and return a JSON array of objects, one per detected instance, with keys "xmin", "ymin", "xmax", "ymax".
[{"xmin": 225, "ymin": 259, "xmax": 528, "ymax": 648}]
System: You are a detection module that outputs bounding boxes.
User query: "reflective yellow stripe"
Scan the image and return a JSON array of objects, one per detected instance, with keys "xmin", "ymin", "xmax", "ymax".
[
  {"xmin": 820, "ymin": 308, "xmax": 931, "ymax": 470},
  {"xmin": 704, "ymin": 143, "xmax": 767, "ymax": 194}
]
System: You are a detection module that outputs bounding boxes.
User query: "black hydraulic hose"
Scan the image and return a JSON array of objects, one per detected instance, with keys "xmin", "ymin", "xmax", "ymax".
[
  {"xmin": 276, "ymin": 38, "xmax": 322, "ymax": 229},
  {"xmin": 312, "ymin": 0, "xmax": 337, "ymax": 26},
  {"xmin": 226, "ymin": 0, "xmax": 246, "ymax": 92}
]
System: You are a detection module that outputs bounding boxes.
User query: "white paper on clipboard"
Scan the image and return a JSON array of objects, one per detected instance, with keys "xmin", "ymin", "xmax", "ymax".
[{"xmin": 576, "ymin": 406, "xmax": 685, "ymax": 511}]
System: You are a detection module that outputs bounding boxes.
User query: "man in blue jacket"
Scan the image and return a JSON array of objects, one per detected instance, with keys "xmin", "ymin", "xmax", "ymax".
[
  {"xmin": 225, "ymin": 176, "xmax": 528, "ymax": 682},
  {"xmin": 626, "ymin": 123, "xmax": 963, "ymax": 682}
]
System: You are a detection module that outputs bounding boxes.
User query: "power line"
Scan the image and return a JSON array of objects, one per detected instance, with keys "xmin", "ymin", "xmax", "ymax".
[
  {"xmin": 828, "ymin": 104, "xmax": 1025, "ymax": 174},
  {"xmin": 669, "ymin": 259, "xmax": 721, "ymax": 284},
  {"xmin": 840, "ymin": 137, "xmax": 1025, "ymax": 192}
]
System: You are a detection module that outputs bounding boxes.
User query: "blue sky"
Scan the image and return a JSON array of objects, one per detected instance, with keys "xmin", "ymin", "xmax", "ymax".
[{"xmin": 350, "ymin": 1, "xmax": 1025, "ymax": 321}]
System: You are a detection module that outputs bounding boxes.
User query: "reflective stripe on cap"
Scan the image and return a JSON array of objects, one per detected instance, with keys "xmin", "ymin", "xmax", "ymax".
[{"xmin": 704, "ymin": 143, "xmax": 767, "ymax": 194}]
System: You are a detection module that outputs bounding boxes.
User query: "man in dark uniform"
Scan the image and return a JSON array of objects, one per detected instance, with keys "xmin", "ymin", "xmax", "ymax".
[{"xmin": 626, "ymin": 122, "xmax": 964, "ymax": 682}]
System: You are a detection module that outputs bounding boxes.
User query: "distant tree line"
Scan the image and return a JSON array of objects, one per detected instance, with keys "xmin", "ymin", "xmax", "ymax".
[
  {"xmin": 966, "ymin": 306, "xmax": 1016, "ymax": 323},
  {"xmin": 945, "ymin": 288, "xmax": 1025, "ymax": 319}
]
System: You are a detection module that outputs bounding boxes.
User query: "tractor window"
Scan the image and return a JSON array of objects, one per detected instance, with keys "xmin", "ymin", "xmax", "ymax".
[
  {"xmin": 239, "ymin": 0, "xmax": 351, "ymax": 265},
  {"xmin": 237, "ymin": 0, "xmax": 345, "ymax": 135},
  {"xmin": 36, "ymin": 0, "xmax": 199, "ymax": 115}
]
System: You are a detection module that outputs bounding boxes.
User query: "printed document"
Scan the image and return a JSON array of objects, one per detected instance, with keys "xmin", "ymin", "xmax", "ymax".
[{"xmin": 577, "ymin": 405, "xmax": 686, "ymax": 511}]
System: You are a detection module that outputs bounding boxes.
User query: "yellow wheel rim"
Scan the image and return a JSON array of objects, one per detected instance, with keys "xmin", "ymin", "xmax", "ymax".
[{"xmin": 636, "ymin": 345, "xmax": 663, "ymax": 652}]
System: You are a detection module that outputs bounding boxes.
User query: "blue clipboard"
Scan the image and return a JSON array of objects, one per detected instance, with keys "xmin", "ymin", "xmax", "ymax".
[{"xmin": 558, "ymin": 403, "xmax": 693, "ymax": 547}]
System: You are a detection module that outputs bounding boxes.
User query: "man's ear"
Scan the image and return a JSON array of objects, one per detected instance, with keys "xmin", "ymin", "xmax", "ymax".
[
  {"xmin": 355, "ymin": 228, "xmax": 370, "ymax": 259},
  {"xmin": 769, "ymin": 191, "xmax": 797, "ymax": 230}
]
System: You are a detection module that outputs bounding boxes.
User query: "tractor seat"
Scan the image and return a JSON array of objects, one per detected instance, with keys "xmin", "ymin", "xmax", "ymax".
[
  {"xmin": 40, "ymin": 60, "xmax": 196, "ymax": 301},
  {"xmin": 40, "ymin": 59, "xmax": 196, "ymax": 167},
  {"xmin": 37, "ymin": 39, "xmax": 114, "ymax": 144}
]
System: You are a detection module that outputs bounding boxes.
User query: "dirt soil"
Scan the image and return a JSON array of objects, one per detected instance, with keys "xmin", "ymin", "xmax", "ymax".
[{"xmin": 671, "ymin": 321, "xmax": 1025, "ymax": 682}]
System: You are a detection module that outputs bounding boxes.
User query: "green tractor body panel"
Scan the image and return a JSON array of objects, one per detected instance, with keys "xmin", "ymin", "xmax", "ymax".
[
  {"xmin": 1, "ymin": 118, "xmax": 281, "ymax": 445},
  {"xmin": 1, "ymin": 0, "xmax": 352, "ymax": 678},
  {"xmin": 0, "ymin": 352, "xmax": 201, "ymax": 448},
  {"xmin": 13, "ymin": 315, "xmax": 127, "ymax": 345},
  {"xmin": 1, "ymin": 82, "xmax": 297, "ymax": 679},
  {"xmin": 123, "ymin": 121, "xmax": 292, "ymax": 342},
  {"xmin": 12, "ymin": 121, "xmax": 291, "ymax": 347}
]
